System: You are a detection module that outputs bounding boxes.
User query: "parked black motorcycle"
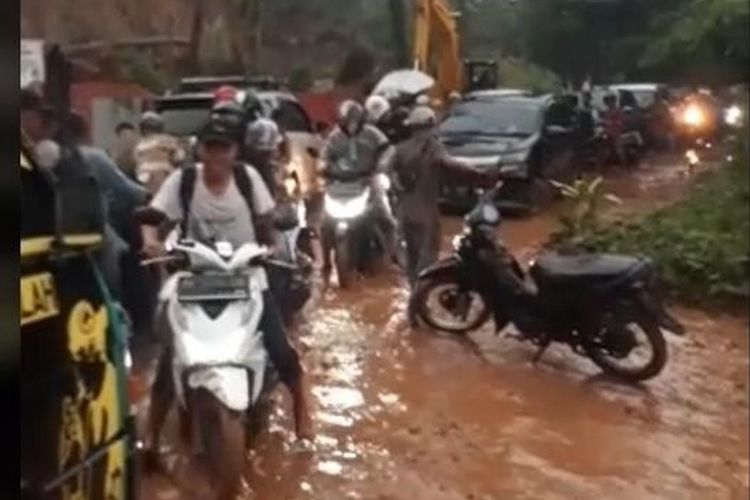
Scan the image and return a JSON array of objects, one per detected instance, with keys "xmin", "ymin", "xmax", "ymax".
[{"xmin": 413, "ymin": 184, "xmax": 685, "ymax": 382}]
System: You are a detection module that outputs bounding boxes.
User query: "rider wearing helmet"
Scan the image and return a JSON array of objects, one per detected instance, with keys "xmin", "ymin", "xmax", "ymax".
[
  {"xmin": 245, "ymin": 118, "xmax": 286, "ymax": 199},
  {"xmin": 390, "ymin": 105, "xmax": 496, "ymax": 325},
  {"xmin": 320, "ymin": 100, "xmax": 399, "ymax": 272},
  {"xmin": 365, "ymin": 95, "xmax": 391, "ymax": 124},
  {"xmin": 365, "ymin": 94, "xmax": 410, "ymax": 143},
  {"xmin": 134, "ymin": 111, "xmax": 185, "ymax": 193},
  {"xmin": 601, "ymin": 92, "xmax": 627, "ymax": 166}
]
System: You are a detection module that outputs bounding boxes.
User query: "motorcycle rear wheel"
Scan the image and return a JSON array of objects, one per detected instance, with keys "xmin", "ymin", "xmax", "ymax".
[
  {"xmin": 193, "ymin": 388, "xmax": 246, "ymax": 500},
  {"xmin": 414, "ymin": 273, "xmax": 491, "ymax": 334},
  {"xmin": 587, "ymin": 319, "xmax": 667, "ymax": 382}
]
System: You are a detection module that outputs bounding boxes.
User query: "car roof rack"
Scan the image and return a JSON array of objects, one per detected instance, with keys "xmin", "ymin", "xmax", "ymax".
[{"xmin": 175, "ymin": 75, "xmax": 283, "ymax": 94}]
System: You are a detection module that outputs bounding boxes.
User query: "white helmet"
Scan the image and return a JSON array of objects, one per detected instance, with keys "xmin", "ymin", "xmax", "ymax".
[
  {"xmin": 415, "ymin": 94, "xmax": 430, "ymax": 106},
  {"xmin": 245, "ymin": 118, "xmax": 282, "ymax": 152},
  {"xmin": 365, "ymin": 94, "xmax": 391, "ymax": 123},
  {"xmin": 404, "ymin": 105, "xmax": 437, "ymax": 128}
]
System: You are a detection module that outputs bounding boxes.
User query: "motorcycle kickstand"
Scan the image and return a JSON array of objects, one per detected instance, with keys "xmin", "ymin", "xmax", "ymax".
[{"xmin": 531, "ymin": 339, "xmax": 551, "ymax": 365}]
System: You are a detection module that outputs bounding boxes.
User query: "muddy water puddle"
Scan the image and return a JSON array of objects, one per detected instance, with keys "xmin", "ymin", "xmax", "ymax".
[{"xmin": 140, "ymin": 156, "xmax": 748, "ymax": 499}]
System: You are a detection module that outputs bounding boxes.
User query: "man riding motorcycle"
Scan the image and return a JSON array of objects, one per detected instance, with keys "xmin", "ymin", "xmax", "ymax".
[
  {"xmin": 601, "ymin": 93, "xmax": 628, "ymax": 167},
  {"xmin": 320, "ymin": 100, "xmax": 398, "ymax": 276},
  {"xmin": 141, "ymin": 117, "xmax": 314, "ymax": 469},
  {"xmin": 134, "ymin": 111, "xmax": 186, "ymax": 194}
]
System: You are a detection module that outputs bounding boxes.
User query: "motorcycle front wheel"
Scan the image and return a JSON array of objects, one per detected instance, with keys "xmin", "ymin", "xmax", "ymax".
[
  {"xmin": 587, "ymin": 319, "xmax": 667, "ymax": 382},
  {"xmin": 413, "ymin": 273, "xmax": 491, "ymax": 334},
  {"xmin": 335, "ymin": 235, "xmax": 354, "ymax": 288},
  {"xmin": 193, "ymin": 388, "xmax": 246, "ymax": 500}
]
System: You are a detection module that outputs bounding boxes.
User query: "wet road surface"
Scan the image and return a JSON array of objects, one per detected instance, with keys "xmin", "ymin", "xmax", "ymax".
[{"xmin": 138, "ymin": 155, "xmax": 748, "ymax": 499}]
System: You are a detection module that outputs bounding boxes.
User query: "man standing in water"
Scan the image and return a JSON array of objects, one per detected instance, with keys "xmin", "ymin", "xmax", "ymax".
[{"xmin": 389, "ymin": 106, "xmax": 496, "ymax": 326}]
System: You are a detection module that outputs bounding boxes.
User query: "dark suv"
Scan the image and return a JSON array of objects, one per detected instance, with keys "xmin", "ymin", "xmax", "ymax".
[{"xmin": 438, "ymin": 94, "xmax": 581, "ymax": 213}]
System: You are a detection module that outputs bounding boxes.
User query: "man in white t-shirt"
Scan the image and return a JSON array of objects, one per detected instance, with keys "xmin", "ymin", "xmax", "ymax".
[{"xmin": 141, "ymin": 119, "xmax": 313, "ymax": 468}]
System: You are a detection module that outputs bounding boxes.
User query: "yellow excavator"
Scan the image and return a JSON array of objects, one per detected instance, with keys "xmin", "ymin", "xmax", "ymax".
[{"xmin": 412, "ymin": 0, "xmax": 499, "ymax": 104}]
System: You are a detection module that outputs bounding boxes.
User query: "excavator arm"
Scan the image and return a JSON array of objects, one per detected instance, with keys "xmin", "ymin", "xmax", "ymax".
[{"xmin": 413, "ymin": 0, "xmax": 462, "ymax": 104}]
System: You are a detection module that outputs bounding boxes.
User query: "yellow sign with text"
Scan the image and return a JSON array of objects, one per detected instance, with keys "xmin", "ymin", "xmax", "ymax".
[{"xmin": 20, "ymin": 273, "xmax": 60, "ymax": 326}]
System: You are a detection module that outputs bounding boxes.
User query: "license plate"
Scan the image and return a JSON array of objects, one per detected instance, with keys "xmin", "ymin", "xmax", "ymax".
[{"xmin": 177, "ymin": 274, "xmax": 249, "ymax": 302}]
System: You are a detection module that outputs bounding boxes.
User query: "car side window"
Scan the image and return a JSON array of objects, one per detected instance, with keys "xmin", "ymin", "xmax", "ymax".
[
  {"xmin": 272, "ymin": 100, "xmax": 313, "ymax": 133},
  {"xmin": 544, "ymin": 102, "xmax": 576, "ymax": 129}
]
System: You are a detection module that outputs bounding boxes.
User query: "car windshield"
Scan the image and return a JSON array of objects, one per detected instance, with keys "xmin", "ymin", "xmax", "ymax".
[
  {"xmin": 630, "ymin": 90, "xmax": 656, "ymax": 108},
  {"xmin": 158, "ymin": 102, "xmax": 212, "ymax": 137},
  {"xmin": 440, "ymin": 100, "xmax": 541, "ymax": 137}
]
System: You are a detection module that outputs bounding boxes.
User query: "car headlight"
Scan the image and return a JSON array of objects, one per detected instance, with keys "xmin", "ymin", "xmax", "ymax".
[
  {"xmin": 682, "ymin": 104, "xmax": 705, "ymax": 127},
  {"xmin": 324, "ymin": 189, "xmax": 370, "ymax": 219},
  {"xmin": 725, "ymin": 105, "xmax": 743, "ymax": 127}
]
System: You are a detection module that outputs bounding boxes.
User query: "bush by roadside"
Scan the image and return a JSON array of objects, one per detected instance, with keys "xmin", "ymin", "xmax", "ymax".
[{"xmin": 552, "ymin": 135, "xmax": 749, "ymax": 307}]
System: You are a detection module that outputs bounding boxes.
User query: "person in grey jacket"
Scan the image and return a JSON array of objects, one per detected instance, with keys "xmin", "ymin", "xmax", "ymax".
[
  {"xmin": 390, "ymin": 106, "xmax": 496, "ymax": 326},
  {"xmin": 320, "ymin": 100, "xmax": 398, "ymax": 274}
]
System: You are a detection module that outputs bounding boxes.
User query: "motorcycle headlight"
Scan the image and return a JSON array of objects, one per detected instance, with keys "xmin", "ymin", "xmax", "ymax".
[
  {"xmin": 724, "ymin": 105, "xmax": 743, "ymax": 127},
  {"xmin": 324, "ymin": 189, "xmax": 370, "ymax": 219},
  {"xmin": 682, "ymin": 104, "xmax": 705, "ymax": 127}
]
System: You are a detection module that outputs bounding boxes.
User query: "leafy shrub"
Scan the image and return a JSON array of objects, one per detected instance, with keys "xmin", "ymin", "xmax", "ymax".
[{"xmin": 558, "ymin": 139, "xmax": 749, "ymax": 306}]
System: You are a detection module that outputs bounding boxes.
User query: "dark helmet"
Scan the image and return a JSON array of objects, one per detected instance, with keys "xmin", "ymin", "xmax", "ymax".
[
  {"xmin": 139, "ymin": 111, "xmax": 164, "ymax": 135},
  {"xmin": 337, "ymin": 100, "xmax": 365, "ymax": 135},
  {"xmin": 210, "ymin": 100, "xmax": 246, "ymax": 130}
]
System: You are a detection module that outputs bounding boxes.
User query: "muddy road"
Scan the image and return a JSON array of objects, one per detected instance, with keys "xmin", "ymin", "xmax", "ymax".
[{"xmin": 139, "ymin": 155, "xmax": 748, "ymax": 500}]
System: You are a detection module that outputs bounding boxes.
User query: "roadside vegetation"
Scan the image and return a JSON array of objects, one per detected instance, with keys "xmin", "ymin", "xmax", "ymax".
[{"xmin": 552, "ymin": 131, "xmax": 749, "ymax": 306}]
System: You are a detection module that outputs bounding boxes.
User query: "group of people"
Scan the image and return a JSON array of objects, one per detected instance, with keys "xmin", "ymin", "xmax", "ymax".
[{"xmin": 22, "ymin": 81, "xmax": 502, "ymax": 467}]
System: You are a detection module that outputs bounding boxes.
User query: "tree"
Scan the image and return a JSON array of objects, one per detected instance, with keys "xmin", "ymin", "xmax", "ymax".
[
  {"xmin": 388, "ymin": 0, "xmax": 410, "ymax": 67},
  {"xmin": 640, "ymin": 0, "xmax": 749, "ymax": 84}
]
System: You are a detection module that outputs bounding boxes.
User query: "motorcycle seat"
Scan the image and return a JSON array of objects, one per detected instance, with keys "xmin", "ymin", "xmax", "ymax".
[{"xmin": 532, "ymin": 253, "xmax": 649, "ymax": 286}]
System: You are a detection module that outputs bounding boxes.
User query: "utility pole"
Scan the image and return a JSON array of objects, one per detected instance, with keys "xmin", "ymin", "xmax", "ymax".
[{"xmin": 187, "ymin": 0, "xmax": 205, "ymax": 74}]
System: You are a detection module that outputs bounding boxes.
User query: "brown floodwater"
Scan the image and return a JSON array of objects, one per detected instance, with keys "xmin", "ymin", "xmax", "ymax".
[{"xmin": 138, "ymin": 155, "xmax": 748, "ymax": 500}]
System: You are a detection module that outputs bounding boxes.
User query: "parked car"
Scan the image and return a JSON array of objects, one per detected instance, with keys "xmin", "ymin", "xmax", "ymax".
[
  {"xmin": 438, "ymin": 94, "xmax": 581, "ymax": 214},
  {"xmin": 154, "ymin": 87, "xmax": 322, "ymax": 199}
]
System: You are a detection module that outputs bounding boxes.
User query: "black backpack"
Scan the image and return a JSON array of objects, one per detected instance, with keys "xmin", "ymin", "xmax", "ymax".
[{"xmin": 178, "ymin": 162, "xmax": 260, "ymax": 237}]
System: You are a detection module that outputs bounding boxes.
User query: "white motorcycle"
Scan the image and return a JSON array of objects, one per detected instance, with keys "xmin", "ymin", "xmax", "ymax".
[{"xmin": 143, "ymin": 223, "xmax": 276, "ymax": 498}]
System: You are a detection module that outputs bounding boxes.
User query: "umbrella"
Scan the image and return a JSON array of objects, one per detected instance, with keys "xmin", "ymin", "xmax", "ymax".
[{"xmin": 372, "ymin": 69, "xmax": 435, "ymax": 98}]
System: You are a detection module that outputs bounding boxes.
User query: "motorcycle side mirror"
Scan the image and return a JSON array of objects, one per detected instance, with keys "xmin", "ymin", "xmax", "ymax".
[
  {"xmin": 306, "ymin": 146, "xmax": 320, "ymax": 159},
  {"xmin": 134, "ymin": 206, "xmax": 168, "ymax": 226}
]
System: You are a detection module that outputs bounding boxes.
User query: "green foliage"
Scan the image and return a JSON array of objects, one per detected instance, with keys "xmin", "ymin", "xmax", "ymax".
[
  {"xmin": 549, "ymin": 176, "xmax": 622, "ymax": 246},
  {"xmin": 640, "ymin": 0, "xmax": 749, "ymax": 84},
  {"xmin": 497, "ymin": 57, "xmax": 562, "ymax": 94},
  {"xmin": 289, "ymin": 65, "xmax": 314, "ymax": 92},
  {"xmin": 561, "ymin": 136, "xmax": 749, "ymax": 305},
  {"xmin": 116, "ymin": 49, "xmax": 170, "ymax": 93}
]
